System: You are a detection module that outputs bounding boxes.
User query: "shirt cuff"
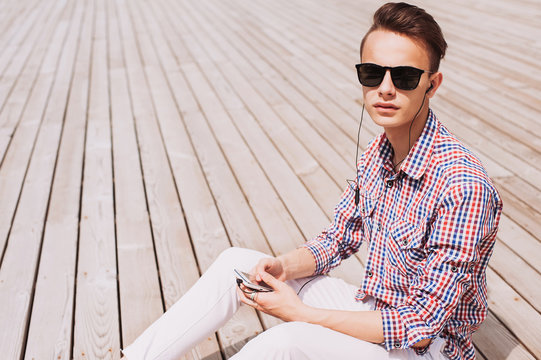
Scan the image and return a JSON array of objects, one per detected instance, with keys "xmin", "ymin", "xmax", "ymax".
[
  {"xmin": 380, "ymin": 307, "xmax": 433, "ymax": 351},
  {"xmin": 302, "ymin": 240, "xmax": 333, "ymax": 275},
  {"xmin": 381, "ymin": 308, "xmax": 407, "ymax": 350}
]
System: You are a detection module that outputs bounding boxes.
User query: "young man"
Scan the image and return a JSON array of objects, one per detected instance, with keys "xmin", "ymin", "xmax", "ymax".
[{"xmin": 123, "ymin": 2, "xmax": 502, "ymax": 359}]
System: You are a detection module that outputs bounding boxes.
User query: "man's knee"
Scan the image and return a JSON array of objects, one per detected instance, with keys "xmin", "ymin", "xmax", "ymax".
[
  {"xmin": 216, "ymin": 246, "xmax": 244, "ymax": 262},
  {"xmin": 216, "ymin": 247, "xmax": 253, "ymax": 266},
  {"xmin": 214, "ymin": 247, "xmax": 269, "ymax": 270}
]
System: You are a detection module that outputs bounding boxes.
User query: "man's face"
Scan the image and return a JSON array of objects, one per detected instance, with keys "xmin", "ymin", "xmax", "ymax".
[{"xmin": 361, "ymin": 30, "xmax": 435, "ymax": 132}]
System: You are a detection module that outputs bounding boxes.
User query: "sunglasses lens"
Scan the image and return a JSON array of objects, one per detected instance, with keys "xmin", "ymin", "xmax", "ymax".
[
  {"xmin": 391, "ymin": 67, "xmax": 423, "ymax": 90},
  {"xmin": 357, "ymin": 64, "xmax": 385, "ymax": 87},
  {"xmin": 356, "ymin": 64, "xmax": 425, "ymax": 90}
]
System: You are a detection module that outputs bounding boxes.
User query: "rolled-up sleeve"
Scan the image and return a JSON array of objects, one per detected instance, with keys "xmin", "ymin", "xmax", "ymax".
[
  {"xmin": 303, "ymin": 181, "xmax": 364, "ymax": 275},
  {"xmin": 381, "ymin": 181, "xmax": 502, "ymax": 350}
]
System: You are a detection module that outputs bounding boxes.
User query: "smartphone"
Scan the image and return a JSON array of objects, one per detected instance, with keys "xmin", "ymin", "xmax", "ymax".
[{"xmin": 234, "ymin": 269, "xmax": 274, "ymax": 292}]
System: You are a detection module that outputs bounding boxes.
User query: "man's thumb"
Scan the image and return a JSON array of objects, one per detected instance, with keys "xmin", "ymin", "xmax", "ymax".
[{"xmin": 260, "ymin": 271, "xmax": 280, "ymax": 289}]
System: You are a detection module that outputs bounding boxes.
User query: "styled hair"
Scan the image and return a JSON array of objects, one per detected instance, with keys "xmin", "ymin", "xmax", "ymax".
[{"xmin": 360, "ymin": 2, "xmax": 447, "ymax": 72}]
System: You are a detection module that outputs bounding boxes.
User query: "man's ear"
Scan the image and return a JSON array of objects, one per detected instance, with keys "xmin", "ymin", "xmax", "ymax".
[{"xmin": 426, "ymin": 72, "xmax": 443, "ymax": 97}]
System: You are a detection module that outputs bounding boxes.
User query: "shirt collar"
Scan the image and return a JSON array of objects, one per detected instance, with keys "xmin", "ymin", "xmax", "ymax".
[{"xmin": 378, "ymin": 108, "xmax": 438, "ymax": 180}]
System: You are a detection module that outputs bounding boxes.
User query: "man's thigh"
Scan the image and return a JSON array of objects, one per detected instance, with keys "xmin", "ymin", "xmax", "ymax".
[
  {"xmin": 287, "ymin": 275, "xmax": 373, "ymax": 312},
  {"xmin": 233, "ymin": 321, "xmax": 428, "ymax": 360}
]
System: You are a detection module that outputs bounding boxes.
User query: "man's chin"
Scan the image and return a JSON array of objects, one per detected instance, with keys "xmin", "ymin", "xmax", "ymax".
[{"xmin": 370, "ymin": 115, "xmax": 406, "ymax": 128}]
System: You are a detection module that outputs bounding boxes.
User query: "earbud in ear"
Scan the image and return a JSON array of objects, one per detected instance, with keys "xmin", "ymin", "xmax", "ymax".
[{"xmin": 426, "ymin": 83, "xmax": 434, "ymax": 94}]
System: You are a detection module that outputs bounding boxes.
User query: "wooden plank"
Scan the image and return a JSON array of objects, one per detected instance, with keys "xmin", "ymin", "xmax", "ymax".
[
  {"xmin": 437, "ymin": 19, "xmax": 541, "ymax": 89},
  {"xmin": 178, "ymin": 66, "xmax": 270, "ymax": 251},
  {"xmin": 113, "ymin": 0, "xmax": 224, "ymax": 357},
  {"xmin": 490, "ymin": 240, "xmax": 541, "ymax": 313},
  {"xmin": 0, "ymin": 0, "xmax": 80, "ymax": 358},
  {"xmin": 178, "ymin": 0, "xmax": 364, "ymax": 287},
  {"xmin": 475, "ymin": 349, "xmax": 488, "ymax": 360},
  {"xmin": 106, "ymin": 0, "xmax": 163, "ymax": 346},
  {"xmin": 140, "ymin": 0, "xmax": 295, "ymax": 335},
  {"xmin": 442, "ymin": 57, "xmax": 541, "ymax": 143},
  {"xmin": 495, "ymin": 215, "xmax": 541, "ymax": 274},
  {"xmin": 115, "ymin": 0, "xmax": 223, "ymax": 296},
  {"xmin": 200, "ymin": 0, "xmax": 375, "ymax": 171},
  {"xmin": 485, "ymin": 268, "xmax": 541, "ymax": 358},
  {"xmin": 0, "ymin": 0, "xmax": 68, "ymax": 162},
  {"xmin": 473, "ymin": 313, "xmax": 535, "ymax": 360},
  {"xmin": 185, "ymin": 0, "xmax": 340, "ymax": 218},
  {"xmin": 0, "ymin": 0, "xmax": 62, "ymax": 122},
  {"xmin": 175, "ymin": 0, "xmax": 328, "ymax": 237},
  {"xmin": 437, "ymin": 82, "xmax": 541, "ymax": 178},
  {"xmin": 0, "ymin": 0, "xmax": 47, "ymax": 76},
  {"xmin": 205, "ymin": 13, "xmax": 357, "ymax": 179},
  {"xmin": 181, "ymin": 0, "xmax": 368, "ymax": 327},
  {"xmin": 146, "ymin": 0, "xmax": 301, "ymax": 252},
  {"xmin": 129, "ymin": 0, "xmax": 268, "ymax": 356},
  {"xmin": 178, "ymin": 65, "xmax": 298, "ymax": 254},
  {"xmin": 204, "ymin": 0, "xmax": 366, "ymax": 161},
  {"xmin": 497, "ymin": 185, "xmax": 541, "ymax": 244},
  {"xmin": 414, "ymin": 0, "xmax": 541, "ymax": 124},
  {"xmin": 72, "ymin": 0, "xmax": 121, "ymax": 358},
  {"xmin": 493, "ymin": 176, "xmax": 541, "ymax": 218},
  {"xmin": 24, "ymin": 0, "xmax": 93, "ymax": 358},
  {"xmin": 0, "ymin": 4, "xmax": 71, "ymax": 257},
  {"xmin": 412, "ymin": 2, "xmax": 541, "ymax": 129}
]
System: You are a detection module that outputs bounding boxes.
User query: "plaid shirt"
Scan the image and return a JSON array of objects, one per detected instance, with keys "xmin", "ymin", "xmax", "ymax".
[{"xmin": 304, "ymin": 109, "xmax": 502, "ymax": 360}]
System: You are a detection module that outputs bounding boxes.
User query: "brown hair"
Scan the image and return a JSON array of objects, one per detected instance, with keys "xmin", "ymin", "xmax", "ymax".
[{"xmin": 360, "ymin": 2, "xmax": 447, "ymax": 72}]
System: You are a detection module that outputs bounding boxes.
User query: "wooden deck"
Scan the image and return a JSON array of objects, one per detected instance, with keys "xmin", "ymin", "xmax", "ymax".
[{"xmin": 0, "ymin": 0, "xmax": 540, "ymax": 358}]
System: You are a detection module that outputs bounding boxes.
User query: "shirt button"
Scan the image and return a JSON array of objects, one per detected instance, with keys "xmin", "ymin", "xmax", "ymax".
[
  {"xmin": 451, "ymin": 266, "xmax": 458, "ymax": 273},
  {"xmin": 394, "ymin": 342, "xmax": 401, "ymax": 348},
  {"xmin": 386, "ymin": 180, "xmax": 393, "ymax": 188},
  {"xmin": 401, "ymin": 239, "xmax": 408, "ymax": 246},
  {"xmin": 367, "ymin": 270, "xmax": 373, "ymax": 277},
  {"xmin": 377, "ymin": 224, "xmax": 381, "ymax": 231}
]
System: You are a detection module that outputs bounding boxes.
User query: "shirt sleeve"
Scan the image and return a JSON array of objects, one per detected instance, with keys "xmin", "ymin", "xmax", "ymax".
[
  {"xmin": 302, "ymin": 181, "xmax": 364, "ymax": 275},
  {"xmin": 380, "ymin": 181, "xmax": 502, "ymax": 350}
]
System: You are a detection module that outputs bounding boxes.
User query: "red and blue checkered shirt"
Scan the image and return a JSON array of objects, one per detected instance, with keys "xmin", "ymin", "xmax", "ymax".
[{"xmin": 304, "ymin": 109, "xmax": 502, "ymax": 360}]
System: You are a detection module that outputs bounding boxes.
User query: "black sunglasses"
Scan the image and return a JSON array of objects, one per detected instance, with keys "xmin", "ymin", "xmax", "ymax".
[{"xmin": 355, "ymin": 63, "xmax": 431, "ymax": 90}]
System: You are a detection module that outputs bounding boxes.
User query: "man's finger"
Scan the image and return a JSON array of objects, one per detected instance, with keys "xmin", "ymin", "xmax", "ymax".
[{"xmin": 260, "ymin": 271, "xmax": 280, "ymax": 289}]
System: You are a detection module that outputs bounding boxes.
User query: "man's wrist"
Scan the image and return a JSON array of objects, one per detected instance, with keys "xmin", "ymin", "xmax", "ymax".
[
  {"xmin": 275, "ymin": 254, "xmax": 290, "ymax": 281},
  {"xmin": 294, "ymin": 304, "xmax": 317, "ymax": 323},
  {"xmin": 278, "ymin": 247, "xmax": 316, "ymax": 281}
]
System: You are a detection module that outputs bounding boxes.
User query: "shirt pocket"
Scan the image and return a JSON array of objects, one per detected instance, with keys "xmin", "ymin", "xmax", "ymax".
[{"xmin": 386, "ymin": 218, "xmax": 428, "ymax": 279}]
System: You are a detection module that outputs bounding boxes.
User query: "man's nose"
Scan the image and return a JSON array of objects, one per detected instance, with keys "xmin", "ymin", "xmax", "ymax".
[{"xmin": 378, "ymin": 70, "xmax": 395, "ymax": 95}]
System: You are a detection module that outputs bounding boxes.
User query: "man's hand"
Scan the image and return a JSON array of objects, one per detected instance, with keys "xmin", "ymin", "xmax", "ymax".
[
  {"xmin": 237, "ymin": 271, "xmax": 386, "ymax": 345},
  {"xmin": 238, "ymin": 271, "xmax": 309, "ymax": 322},
  {"xmin": 251, "ymin": 257, "xmax": 286, "ymax": 282}
]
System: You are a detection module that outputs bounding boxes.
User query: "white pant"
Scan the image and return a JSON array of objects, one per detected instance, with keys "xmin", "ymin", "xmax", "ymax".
[{"xmin": 122, "ymin": 247, "xmax": 447, "ymax": 359}]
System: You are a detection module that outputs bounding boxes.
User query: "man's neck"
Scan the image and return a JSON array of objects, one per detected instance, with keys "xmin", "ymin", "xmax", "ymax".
[{"xmin": 385, "ymin": 107, "xmax": 429, "ymax": 165}]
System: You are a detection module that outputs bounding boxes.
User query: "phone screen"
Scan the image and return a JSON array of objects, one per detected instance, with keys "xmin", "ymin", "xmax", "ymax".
[{"xmin": 234, "ymin": 269, "xmax": 274, "ymax": 292}]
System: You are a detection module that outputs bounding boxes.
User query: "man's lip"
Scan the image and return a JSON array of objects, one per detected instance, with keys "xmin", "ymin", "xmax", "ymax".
[{"xmin": 374, "ymin": 103, "xmax": 399, "ymax": 109}]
